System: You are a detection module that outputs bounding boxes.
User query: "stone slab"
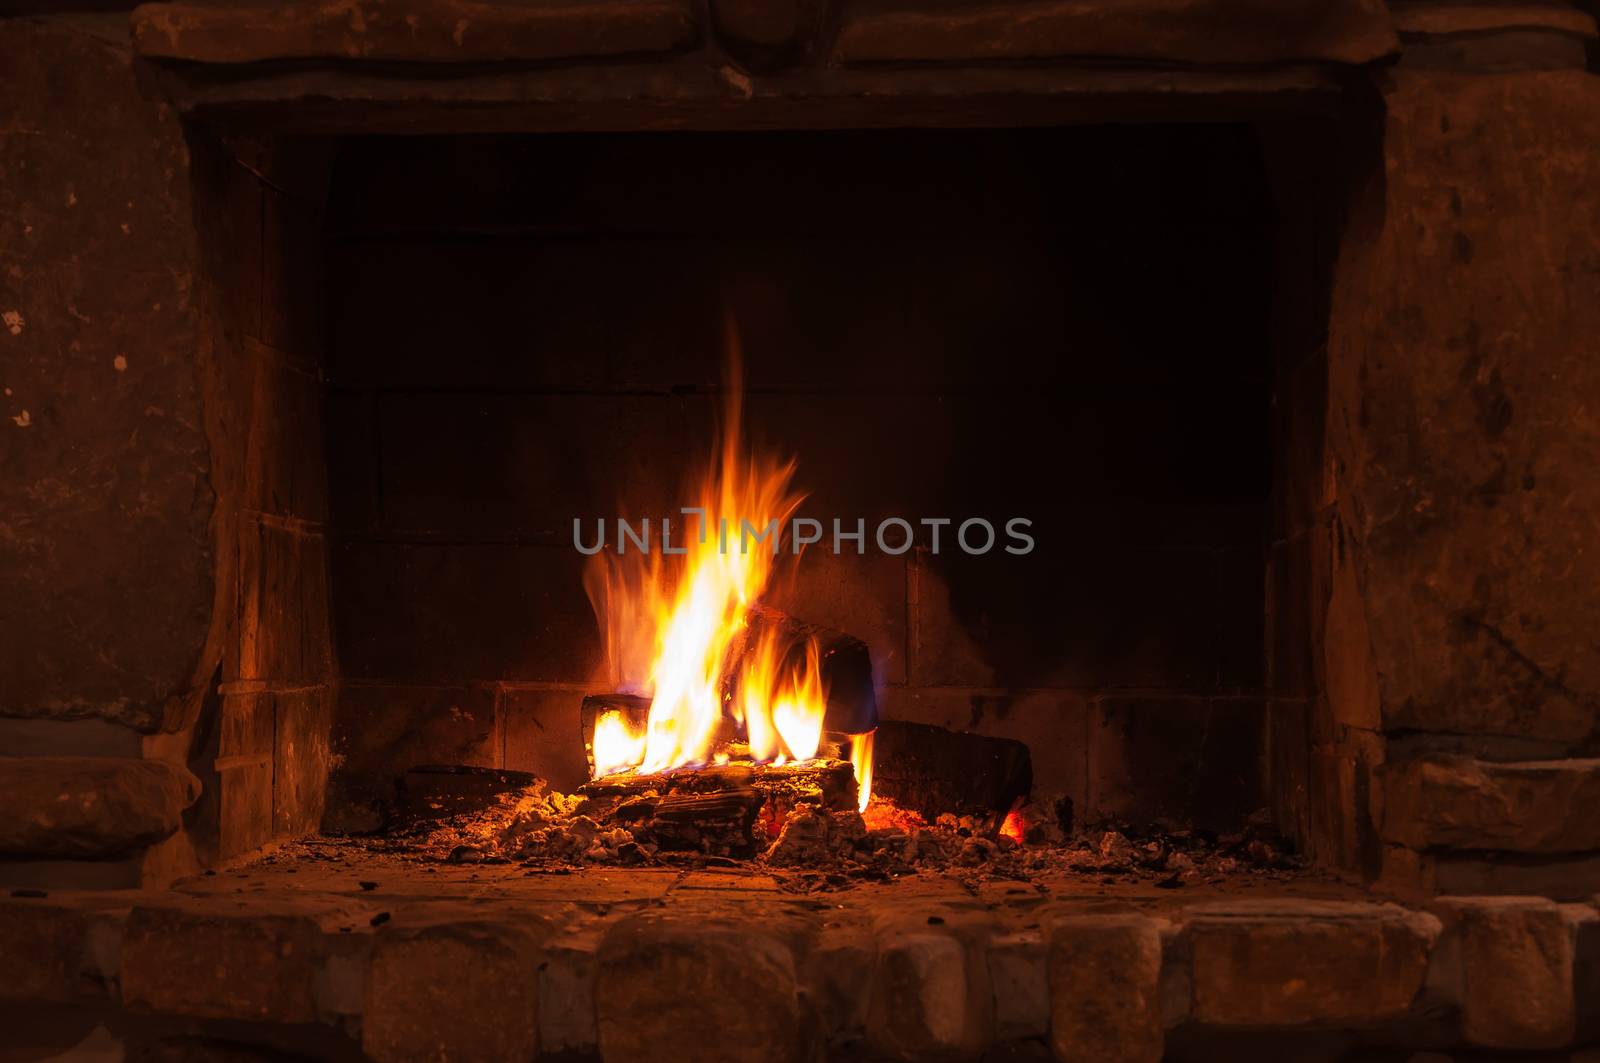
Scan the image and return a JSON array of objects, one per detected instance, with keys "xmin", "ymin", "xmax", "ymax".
[
  {"xmin": 1048, "ymin": 914, "xmax": 1164, "ymax": 1063},
  {"xmin": 133, "ymin": 0, "xmax": 697, "ymax": 64},
  {"xmin": 1186, "ymin": 899, "xmax": 1438, "ymax": 1026},
  {"xmin": 597, "ymin": 912, "xmax": 808, "ymax": 1063},
  {"xmin": 1436, "ymin": 896, "xmax": 1577, "ymax": 1050},
  {"xmin": 836, "ymin": 0, "xmax": 1397, "ymax": 66},
  {"xmin": 1383, "ymin": 757, "xmax": 1600, "ymax": 855},
  {"xmin": 363, "ymin": 919, "xmax": 543, "ymax": 1063},
  {"xmin": 0, "ymin": 757, "xmax": 200, "ymax": 859}
]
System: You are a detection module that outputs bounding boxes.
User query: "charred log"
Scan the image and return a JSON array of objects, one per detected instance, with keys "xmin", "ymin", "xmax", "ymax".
[
  {"xmin": 572, "ymin": 758, "xmax": 859, "ymax": 856},
  {"xmin": 870, "ymin": 721, "xmax": 1031, "ymax": 824}
]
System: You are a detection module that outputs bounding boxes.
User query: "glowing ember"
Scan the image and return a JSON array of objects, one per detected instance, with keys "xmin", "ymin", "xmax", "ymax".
[
  {"xmin": 584, "ymin": 325, "xmax": 872, "ymax": 801},
  {"xmin": 999, "ymin": 807, "xmax": 1026, "ymax": 844}
]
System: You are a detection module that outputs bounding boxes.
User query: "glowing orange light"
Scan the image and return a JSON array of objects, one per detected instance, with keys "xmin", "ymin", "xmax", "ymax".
[{"xmin": 1000, "ymin": 808, "xmax": 1026, "ymax": 844}]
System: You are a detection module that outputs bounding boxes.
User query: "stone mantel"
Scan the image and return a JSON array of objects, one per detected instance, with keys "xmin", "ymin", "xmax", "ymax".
[{"xmin": 127, "ymin": 0, "xmax": 1407, "ymax": 131}]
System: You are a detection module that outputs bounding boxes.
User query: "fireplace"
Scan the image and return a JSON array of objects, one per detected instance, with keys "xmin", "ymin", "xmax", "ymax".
[{"xmin": 5, "ymin": 1, "xmax": 1600, "ymax": 1060}]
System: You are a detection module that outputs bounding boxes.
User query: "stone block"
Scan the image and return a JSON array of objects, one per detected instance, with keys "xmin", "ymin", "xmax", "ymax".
[
  {"xmin": 1048, "ymin": 915, "xmax": 1163, "ymax": 1063},
  {"xmin": 0, "ymin": 756, "xmax": 199, "ymax": 858},
  {"xmin": 0, "ymin": 18, "xmax": 212, "ymax": 735},
  {"xmin": 121, "ymin": 903, "xmax": 326, "ymax": 1022},
  {"xmin": 538, "ymin": 930, "xmax": 601, "ymax": 1056},
  {"xmin": 868, "ymin": 929, "xmax": 992, "ymax": 1061},
  {"xmin": 597, "ymin": 914, "xmax": 807, "ymax": 1063},
  {"xmin": 1187, "ymin": 900, "xmax": 1438, "ymax": 1026},
  {"xmin": 1566, "ymin": 902, "xmax": 1600, "ymax": 1045},
  {"xmin": 134, "ymin": 0, "xmax": 697, "ymax": 63},
  {"xmin": 834, "ymin": 0, "xmax": 1396, "ymax": 66},
  {"xmin": 1382, "ymin": 756, "xmax": 1600, "ymax": 854},
  {"xmin": 988, "ymin": 929, "xmax": 1048, "ymax": 1043},
  {"xmin": 1328, "ymin": 71, "xmax": 1600, "ymax": 744},
  {"xmin": 363, "ymin": 920, "xmax": 542, "ymax": 1063},
  {"xmin": 0, "ymin": 897, "xmax": 123, "ymax": 1003},
  {"xmin": 1435, "ymin": 897, "xmax": 1576, "ymax": 1050},
  {"xmin": 807, "ymin": 917, "xmax": 874, "ymax": 1042}
]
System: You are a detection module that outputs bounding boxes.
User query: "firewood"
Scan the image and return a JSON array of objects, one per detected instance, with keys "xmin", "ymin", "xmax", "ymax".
[
  {"xmin": 577, "ymin": 758, "xmax": 858, "ymax": 813},
  {"xmin": 870, "ymin": 721, "xmax": 1032, "ymax": 823}
]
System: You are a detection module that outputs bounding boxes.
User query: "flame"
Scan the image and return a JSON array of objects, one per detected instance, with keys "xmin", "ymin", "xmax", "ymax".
[
  {"xmin": 591, "ymin": 709, "xmax": 647, "ymax": 779},
  {"xmin": 849, "ymin": 731, "xmax": 875, "ymax": 813},
  {"xmin": 584, "ymin": 324, "xmax": 845, "ymax": 781}
]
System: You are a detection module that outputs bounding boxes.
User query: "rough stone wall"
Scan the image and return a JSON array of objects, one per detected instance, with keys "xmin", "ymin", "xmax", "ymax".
[
  {"xmin": 0, "ymin": 15, "xmax": 211, "ymax": 886},
  {"xmin": 0, "ymin": 16, "xmax": 212, "ymax": 734},
  {"xmin": 1323, "ymin": 41, "xmax": 1600, "ymax": 891},
  {"xmin": 0, "ymin": 15, "xmax": 335, "ymax": 881}
]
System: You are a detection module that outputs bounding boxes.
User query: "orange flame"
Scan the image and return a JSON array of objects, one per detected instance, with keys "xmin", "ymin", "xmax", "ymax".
[
  {"xmin": 849, "ymin": 731, "xmax": 875, "ymax": 813},
  {"xmin": 584, "ymin": 325, "xmax": 852, "ymax": 785}
]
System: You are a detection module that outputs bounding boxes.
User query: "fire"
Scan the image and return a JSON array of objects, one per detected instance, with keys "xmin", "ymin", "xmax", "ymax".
[
  {"xmin": 849, "ymin": 731, "xmax": 875, "ymax": 813},
  {"xmin": 584, "ymin": 324, "xmax": 873, "ymax": 802},
  {"xmin": 591, "ymin": 709, "xmax": 646, "ymax": 779}
]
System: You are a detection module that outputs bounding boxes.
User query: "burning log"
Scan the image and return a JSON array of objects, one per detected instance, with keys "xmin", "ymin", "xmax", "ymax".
[
  {"xmin": 870, "ymin": 721, "xmax": 1032, "ymax": 825},
  {"xmin": 574, "ymin": 759, "xmax": 859, "ymax": 857},
  {"xmin": 578, "ymin": 759, "xmax": 858, "ymax": 811}
]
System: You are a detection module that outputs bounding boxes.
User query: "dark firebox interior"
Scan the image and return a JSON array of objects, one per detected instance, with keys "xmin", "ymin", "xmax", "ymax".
[{"xmin": 308, "ymin": 123, "xmax": 1326, "ymax": 841}]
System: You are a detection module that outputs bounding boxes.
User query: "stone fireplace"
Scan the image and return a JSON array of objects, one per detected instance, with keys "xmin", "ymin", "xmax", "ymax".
[{"xmin": 3, "ymin": 1, "xmax": 1600, "ymax": 1059}]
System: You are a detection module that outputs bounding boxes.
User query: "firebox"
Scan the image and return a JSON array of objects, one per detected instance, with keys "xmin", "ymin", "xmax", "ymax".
[{"xmin": 310, "ymin": 124, "xmax": 1303, "ymax": 844}]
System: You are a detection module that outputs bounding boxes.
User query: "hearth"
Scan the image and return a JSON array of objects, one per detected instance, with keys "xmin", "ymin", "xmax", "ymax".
[{"xmin": 6, "ymin": 1, "xmax": 1600, "ymax": 1060}]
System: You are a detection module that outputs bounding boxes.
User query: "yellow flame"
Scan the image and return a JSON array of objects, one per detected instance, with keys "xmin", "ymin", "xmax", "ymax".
[
  {"xmin": 591, "ymin": 710, "xmax": 646, "ymax": 779},
  {"xmin": 849, "ymin": 730, "xmax": 875, "ymax": 813},
  {"xmin": 583, "ymin": 325, "xmax": 840, "ymax": 781}
]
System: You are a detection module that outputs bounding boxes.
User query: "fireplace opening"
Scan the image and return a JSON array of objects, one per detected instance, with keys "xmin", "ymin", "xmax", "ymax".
[{"xmin": 189, "ymin": 118, "xmax": 1337, "ymax": 879}]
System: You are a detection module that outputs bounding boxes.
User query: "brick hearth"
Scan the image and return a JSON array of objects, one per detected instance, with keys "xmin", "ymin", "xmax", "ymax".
[{"xmin": 2, "ymin": 850, "xmax": 1597, "ymax": 1060}]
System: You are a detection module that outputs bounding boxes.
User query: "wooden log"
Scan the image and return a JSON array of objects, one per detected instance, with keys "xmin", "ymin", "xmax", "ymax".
[{"xmin": 870, "ymin": 721, "xmax": 1032, "ymax": 822}]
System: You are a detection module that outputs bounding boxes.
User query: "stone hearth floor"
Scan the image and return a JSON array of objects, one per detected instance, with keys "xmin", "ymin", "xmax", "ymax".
[{"xmin": 3, "ymin": 839, "xmax": 1597, "ymax": 1061}]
